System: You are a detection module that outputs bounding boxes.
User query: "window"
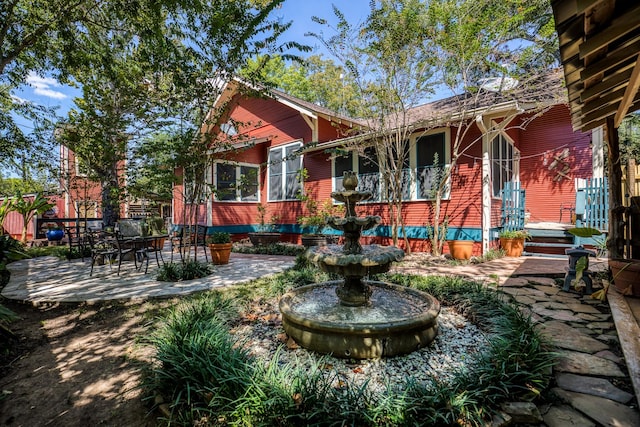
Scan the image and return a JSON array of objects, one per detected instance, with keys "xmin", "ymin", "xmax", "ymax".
[
  {"xmin": 416, "ymin": 133, "xmax": 447, "ymax": 199},
  {"xmin": 268, "ymin": 142, "xmax": 302, "ymax": 201},
  {"xmin": 491, "ymin": 133, "xmax": 519, "ymax": 197},
  {"xmin": 75, "ymin": 156, "xmax": 90, "ymax": 177},
  {"xmin": 332, "ymin": 130, "xmax": 449, "ymax": 201},
  {"xmin": 214, "ymin": 162, "xmax": 259, "ymax": 202}
]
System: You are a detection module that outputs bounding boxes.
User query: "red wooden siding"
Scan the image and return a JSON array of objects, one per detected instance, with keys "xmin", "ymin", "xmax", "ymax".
[{"xmin": 517, "ymin": 104, "xmax": 591, "ymax": 223}]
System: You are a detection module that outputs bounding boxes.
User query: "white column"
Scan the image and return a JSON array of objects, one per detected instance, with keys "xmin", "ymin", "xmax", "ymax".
[{"xmin": 592, "ymin": 126, "xmax": 604, "ymax": 179}]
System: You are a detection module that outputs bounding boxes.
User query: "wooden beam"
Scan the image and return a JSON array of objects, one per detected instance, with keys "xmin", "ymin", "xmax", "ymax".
[
  {"xmin": 582, "ymin": 86, "xmax": 626, "ymax": 114},
  {"xmin": 580, "ymin": 66, "xmax": 633, "ymax": 102},
  {"xmin": 581, "ymin": 37, "xmax": 640, "ymax": 80},
  {"xmin": 614, "ymin": 56, "xmax": 640, "ymax": 127},
  {"xmin": 579, "ymin": 5, "xmax": 640, "ymax": 59},
  {"xmin": 552, "ymin": 0, "xmax": 579, "ymax": 27}
]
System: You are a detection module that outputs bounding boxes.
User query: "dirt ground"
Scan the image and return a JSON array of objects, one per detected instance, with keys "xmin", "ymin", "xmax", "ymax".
[{"xmin": 0, "ymin": 299, "xmax": 163, "ymax": 427}]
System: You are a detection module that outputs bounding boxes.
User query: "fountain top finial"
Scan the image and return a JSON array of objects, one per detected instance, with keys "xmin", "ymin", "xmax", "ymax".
[{"xmin": 342, "ymin": 171, "xmax": 358, "ymax": 191}]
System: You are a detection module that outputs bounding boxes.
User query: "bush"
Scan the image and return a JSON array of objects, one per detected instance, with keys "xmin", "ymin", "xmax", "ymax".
[
  {"xmin": 233, "ymin": 242, "xmax": 305, "ymax": 256},
  {"xmin": 145, "ymin": 269, "xmax": 555, "ymax": 426},
  {"xmin": 156, "ymin": 261, "xmax": 212, "ymax": 282}
]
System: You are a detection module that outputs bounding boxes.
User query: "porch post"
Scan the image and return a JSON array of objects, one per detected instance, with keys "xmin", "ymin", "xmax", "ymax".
[
  {"xmin": 592, "ymin": 126, "xmax": 604, "ymax": 179},
  {"xmin": 478, "ymin": 115, "xmax": 491, "ymax": 254}
]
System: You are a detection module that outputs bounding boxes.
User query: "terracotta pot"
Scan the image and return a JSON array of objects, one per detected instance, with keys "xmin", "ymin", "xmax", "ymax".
[
  {"xmin": 609, "ymin": 258, "xmax": 640, "ymax": 297},
  {"xmin": 302, "ymin": 234, "xmax": 328, "ymax": 248},
  {"xmin": 208, "ymin": 243, "xmax": 232, "ymax": 265},
  {"xmin": 248, "ymin": 232, "xmax": 281, "ymax": 246},
  {"xmin": 500, "ymin": 237, "xmax": 525, "ymax": 257},
  {"xmin": 447, "ymin": 240, "xmax": 474, "ymax": 260}
]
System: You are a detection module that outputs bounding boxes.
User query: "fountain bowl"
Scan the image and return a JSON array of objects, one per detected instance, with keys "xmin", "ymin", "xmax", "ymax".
[
  {"xmin": 279, "ymin": 280, "xmax": 440, "ymax": 359},
  {"xmin": 306, "ymin": 244, "xmax": 405, "ymax": 276}
]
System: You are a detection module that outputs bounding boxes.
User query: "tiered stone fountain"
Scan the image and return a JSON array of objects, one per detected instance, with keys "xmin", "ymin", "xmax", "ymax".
[{"xmin": 279, "ymin": 171, "xmax": 441, "ymax": 359}]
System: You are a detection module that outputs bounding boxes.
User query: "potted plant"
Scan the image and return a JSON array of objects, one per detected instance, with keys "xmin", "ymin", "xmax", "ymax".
[
  {"xmin": 446, "ymin": 239, "xmax": 474, "ymax": 260},
  {"xmin": 298, "ymin": 198, "xmax": 342, "ymax": 247},
  {"xmin": 207, "ymin": 232, "xmax": 232, "ymax": 265},
  {"xmin": 44, "ymin": 222, "xmax": 65, "ymax": 242},
  {"xmin": 609, "ymin": 258, "xmax": 640, "ymax": 297},
  {"xmin": 248, "ymin": 203, "xmax": 281, "ymax": 246},
  {"xmin": 499, "ymin": 229, "xmax": 529, "ymax": 257}
]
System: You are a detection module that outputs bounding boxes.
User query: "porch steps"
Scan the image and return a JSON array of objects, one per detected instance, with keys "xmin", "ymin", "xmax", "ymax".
[{"xmin": 524, "ymin": 224, "xmax": 574, "ymax": 257}]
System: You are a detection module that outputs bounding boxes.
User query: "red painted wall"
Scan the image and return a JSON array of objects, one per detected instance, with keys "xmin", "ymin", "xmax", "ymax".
[{"xmin": 517, "ymin": 104, "xmax": 592, "ymax": 223}]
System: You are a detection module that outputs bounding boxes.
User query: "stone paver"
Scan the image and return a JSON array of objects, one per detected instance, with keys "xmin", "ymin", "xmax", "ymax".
[{"xmin": 556, "ymin": 373, "xmax": 634, "ymax": 403}]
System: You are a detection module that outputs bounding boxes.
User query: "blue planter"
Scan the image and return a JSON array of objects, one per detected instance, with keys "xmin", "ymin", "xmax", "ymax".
[{"xmin": 46, "ymin": 229, "xmax": 65, "ymax": 241}]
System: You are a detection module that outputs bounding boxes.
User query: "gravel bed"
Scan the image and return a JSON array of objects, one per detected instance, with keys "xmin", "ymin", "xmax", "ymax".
[{"xmin": 230, "ymin": 302, "xmax": 491, "ymax": 396}]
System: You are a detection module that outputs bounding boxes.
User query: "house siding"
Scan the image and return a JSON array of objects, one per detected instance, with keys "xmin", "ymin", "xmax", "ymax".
[
  {"xmin": 174, "ymin": 88, "xmax": 595, "ymax": 255},
  {"xmin": 517, "ymin": 104, "xmax": 592, "ymax": 224}
]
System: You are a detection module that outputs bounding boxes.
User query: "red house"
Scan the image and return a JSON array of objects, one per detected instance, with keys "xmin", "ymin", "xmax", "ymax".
[{"xmin": 173, "ymin": 72, "xmax": 600, "ymax": 255}]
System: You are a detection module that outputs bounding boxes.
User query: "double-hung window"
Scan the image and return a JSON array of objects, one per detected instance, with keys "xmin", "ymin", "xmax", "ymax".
[
  {"xmin": 268, "ymin": 141, "xmax": 303, "ymax": 201},
  {"xmin": 332, "ymin": 129, "xmax": 448, "ymax": 201},
  {"xmin": 214, "ymin": 162, "xmax": 259, "ymax": 202},
  {"xmin": 416, "ymin": 133, "xmax": 447, "ymax": 199},
  {"xmin": 491, "ymin": 133, "xmax": 519, "ymax": 197}
]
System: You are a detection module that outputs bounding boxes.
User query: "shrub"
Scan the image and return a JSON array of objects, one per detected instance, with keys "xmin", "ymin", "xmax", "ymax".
[
  {"xmin": 156, "ymin": 261, "xmax": 211, "ymax": 282},
  {"xmin": 146, "ymin": 269, "xmax": 555, "ymax": 426},
  {"xmin": 206, "ymin": 232, "xmax": 231, "ymax": 244}
]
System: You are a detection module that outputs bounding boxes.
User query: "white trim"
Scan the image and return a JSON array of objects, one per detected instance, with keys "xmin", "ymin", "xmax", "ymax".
[
  {"xmin": 330, "ymin": 128, "xmax": 451, "ymax": 202},
  {"xmin": 267, "ymin": 140, "xmax": 304, "ymax": 202},
  {"xmin": 490, "ymin": 131, "xmax": 520, "ymax": 199},
  {"xmin": 592, "ymin": 126, "xmax": 604, "ymax": 179},
  {"xmin": 212, "ymin": 161, "xmax": 260, "ymax": 203}
]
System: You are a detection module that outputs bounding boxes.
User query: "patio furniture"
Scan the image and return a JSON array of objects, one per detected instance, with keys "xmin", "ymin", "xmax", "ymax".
[
  {"xmin": 169, "ymin": 224, "xmax": 209, "ymax": 263},
  {"xmin": 65, "ymin": 226, "xmax": 88, "ymax": 261},
  {"xmin": 169, "ymin": 224, "xmax": 185, "ymax": 262},
  {"xmin": 87, "ymin": 231, "xmax": 119, "ymax": 276}
]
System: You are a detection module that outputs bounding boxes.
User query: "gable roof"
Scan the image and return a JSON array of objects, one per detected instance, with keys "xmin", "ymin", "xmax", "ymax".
[{"xmin": 551, "ymin": 0, "xmax": 640, "ymax": 131}]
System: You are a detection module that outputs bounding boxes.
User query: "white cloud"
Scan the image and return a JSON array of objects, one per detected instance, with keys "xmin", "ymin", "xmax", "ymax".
[{"xmin": 26, "ymin": 72, "xmax": 67, "ymax": 100}]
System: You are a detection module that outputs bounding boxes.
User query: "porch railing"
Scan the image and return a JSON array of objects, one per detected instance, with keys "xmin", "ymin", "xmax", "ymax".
[
  {"xmin": 575, "ymin": 177, "xmax": 609, "ymax": 231},
  {"xmin": 501, "ymin": 181, "xmax": 526, "ymax": 231}
]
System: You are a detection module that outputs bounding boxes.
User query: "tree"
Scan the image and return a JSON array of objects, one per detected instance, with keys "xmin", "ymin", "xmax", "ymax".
[
  {"xmin": 0, "ymin": 0, "xmax": 152, "ymax": 168},
  {"xmin": 311, "ymin": 0, "xmax": 557, "ymax": 255},
  {"xmin": 243, "ymin": 54, "xmax": 361, "ymax": 116},
  {"xmin": 10, "ymin": 192, "xmax": 54, "ymax": 242}
]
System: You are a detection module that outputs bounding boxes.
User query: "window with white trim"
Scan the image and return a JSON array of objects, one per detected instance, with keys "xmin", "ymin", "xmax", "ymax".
[
  {"xmin": 416, "ymin": 132, "xmax": 447, "ymax": 199},
  {"xmin": 214, "ymin": 162, "xmax": 259, "ymax": 202},
  {"xmin": 268, "ymin": 141, "xmax": 302, "ymax": 201},
  {"xmin": 332, "ymin": 130, "xmax": 449, "ymax": 201},
  {"xmin": 491, "ymin": 133, "xmax": 519, "ymax": 197}
]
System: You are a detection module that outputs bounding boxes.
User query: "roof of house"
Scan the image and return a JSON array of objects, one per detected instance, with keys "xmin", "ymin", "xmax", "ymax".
[{"xmin": 551, "ymin": 0, "xmax": 640, "ymax": 131}]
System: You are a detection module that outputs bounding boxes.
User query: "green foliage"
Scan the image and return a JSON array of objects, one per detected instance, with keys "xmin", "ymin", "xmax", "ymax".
[
  {"xmin": 207, "ymin": 232, "xmax": 231, "ymax": 244},
  {"xmin": 567, "ymin": 227, "xmax": 602, "ymax": 238},
  {"xmin": 10, "ymin": 192, "xmax": 54, "ymax": 242},
  {"xmin": 146, "ymin": 267, "xmax": 555, "ymax": 426},
  {"xmin": 233, "ymin": 242, "xmax": 305, "ymax": 257},
  {"xmin": 498, "ymin": 229, "xmax": 530, "ymax": 240},
  {"xmin": 156, "ymin": 261, "xmax": 212, "ymax": 282}
]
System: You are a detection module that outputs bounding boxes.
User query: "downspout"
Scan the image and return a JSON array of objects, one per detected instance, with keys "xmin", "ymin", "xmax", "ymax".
[{"xmin": 476, "ymin": 114, "xmax": 491, "ymax": 255}]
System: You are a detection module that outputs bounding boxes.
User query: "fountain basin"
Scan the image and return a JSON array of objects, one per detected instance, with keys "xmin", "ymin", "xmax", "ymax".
[
  {"xmin": 306, "ymin": 244, "xmax": 405, "ymax": 277},
  {"xmin": 279, "ymin": 280, "xmax": 440, "ymax": 359}
]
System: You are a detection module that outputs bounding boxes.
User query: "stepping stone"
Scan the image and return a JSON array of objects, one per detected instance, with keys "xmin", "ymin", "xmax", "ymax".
[
  {"xmin": 527, "ymin": 277, "xmax": 558, "ymax": 287},
  {"xmin": 593, "ymin": 350, "xmax": 624, "ymax": 364},
  {"xmin": 586, "ymin": 321, "xmax": 614, "ymax": 330},
  {"xmin": 531, "ymin": 305, "xmax": 583, "ymax": 322},
  {"xmin": 531, "ymin": 284, "xmax": 562, "ymax": 295},
  {"xmin": 552, "ymin": 388, "xmax": 640, "ymax": 427},
  {"xmin": 564, "ymin": 303, "xmax": 602, "ymax": 314},
  {"xmin": 513, "ymin": 294, "xmax": 537, "ymax": 305},
  {"xmin": 576, "ymin": 313, "xmax": 602, "ymax": 322},
  {"xmin": 555, "ymin": 350, "xmax": 626, "ymax": 377},
  {"xmin": 556, "ymin": 373, "xmax": 633, "ymax": 403},
  {"xmin": 543, "ymin": 404, "xmax": 595, "ymax": 427},
  {"xmin": 538, "ymin": 321, "xmax": 608, "ymax": 353},
  {"xmin": 501, "ymin": 277, "xmax": 530, "ymax": 287}
]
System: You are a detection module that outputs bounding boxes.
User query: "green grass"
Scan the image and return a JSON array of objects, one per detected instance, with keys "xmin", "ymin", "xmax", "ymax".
[{"xmin": 144, "ymin": 268, "xmax": 555, "ymax": 426}]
